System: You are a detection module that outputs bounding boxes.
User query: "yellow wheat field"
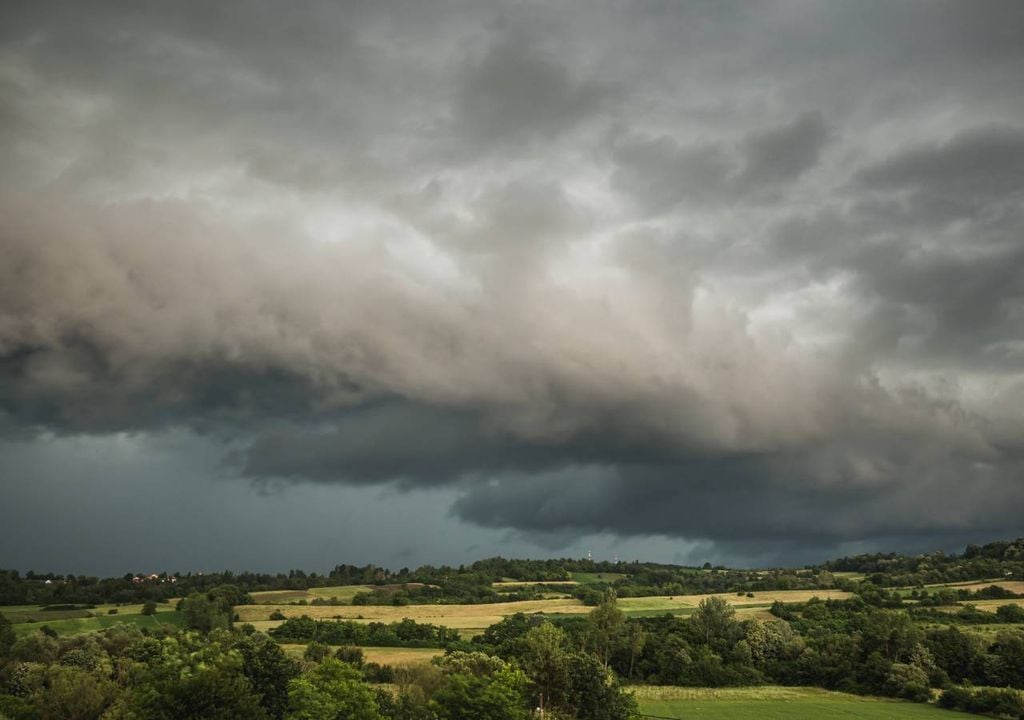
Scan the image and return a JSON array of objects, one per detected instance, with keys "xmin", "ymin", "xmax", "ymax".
[{"xmin": 235, "ymin": 587, "xmax": 845, "ymax": 633}]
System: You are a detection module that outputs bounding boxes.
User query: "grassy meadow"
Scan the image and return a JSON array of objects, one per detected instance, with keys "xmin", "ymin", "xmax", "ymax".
[
  {"xmin": 3, "ymin": 605, "xmax": 185, "ymax": 637},
  {"xmin": 249, "ymin": 584, "xmax": 373, "ymax": 604},
  {"xmin": 631, "ymin": 686, "xmax": 979, "ymax": 719}
]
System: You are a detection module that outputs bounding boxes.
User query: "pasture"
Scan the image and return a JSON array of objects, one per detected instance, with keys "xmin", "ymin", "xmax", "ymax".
[
  {"xmin": 631, "ymin": 686, "xmax": 978, "ymax": 719},
  {"xmin": 249, "ymin": 585, "xmax": 373, "ymax": 604},
  {"xmin": 5, "ymin": 609, "xmax": 185, "ymax": 637},
  {"xmin": 617, "ymin": 588, "xmax": 851, "ymax": 613}
]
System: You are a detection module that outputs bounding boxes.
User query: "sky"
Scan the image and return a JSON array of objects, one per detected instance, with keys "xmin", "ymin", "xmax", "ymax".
[{"xmin": 1, "ymin": 1, "xmax": 1023, "ymax": 576}]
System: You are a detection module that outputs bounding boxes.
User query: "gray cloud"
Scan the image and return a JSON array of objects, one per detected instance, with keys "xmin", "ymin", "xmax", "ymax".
[
  {"xmin": 853, "ymin": 125, "xmax": 1024, "ymax": 237},
  {"xmin": 1, "ymin": 0, "xmax": 1023, "ymax": 568},
  {"xmin": 452, "ymin": 31, "xmax": 610, "ymax": 153},
  {"xmin": 737, "ymin": 111, "xmax": 831, "ymax": 192}
]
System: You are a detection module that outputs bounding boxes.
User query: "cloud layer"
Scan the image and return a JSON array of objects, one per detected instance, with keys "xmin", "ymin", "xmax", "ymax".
[{"xmin": 2, "ymin": 0, "xmax": 1023, "ymax": 562}]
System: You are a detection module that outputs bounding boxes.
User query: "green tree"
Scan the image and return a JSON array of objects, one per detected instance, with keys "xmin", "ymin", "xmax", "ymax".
[
  {"xmin": 141, "ymin": 600, "xmax": 158, "ymax": 616},
  {"xmin": 990, "ymin": 630, "xmax": 1024, "ymax": 688},
  {"xmin": 478, "ymin": 613, "xmax": 533, "ymax": 658},
  {"xmin": 690, "ymin": 596, "xmax": 737, "ymax": 650},
  {"xmin": 429, "ymin": 666, "xmax": 529, "ymax": 720},
  {"xmin": 996, "ymin": 604, "xmax": 1024, "ymax": 623},
  {"xmin": 30, "ymin": 665, "xmax": 121, "ymax": 720},
  {"xmin": 286, "ymin": 658, "xmax": 382, "ymax": 720},
  {"xmin": 131, "ymin": 642, "xmax": 270, "ymax": 719},
  {"xmin": 435, "ymin": 650, "xmax": 509, "ymax": 678},
  {"xmin": 0, "ymin": 613, "xmax": 15, "ymax": 658},
  {"xmin": 520, "ymin": 623, "xmax": 570, "ymax": 709},
  {"xmin": 303, "ymin": 642, "xmax": 331, "ymax": 663},
  {"xmin": 180, "ymin": 592, "xmax": 230, "ymax": 634},
  {"xmin": 565, "ymin": 652, "xmax": 638, "ymax": 720},
  {"xmin": 623, "ymin": 621, "xmax": 647, "ymax": 680},
  {"xmin": 587, "ymin": 590, "xmax": 626, "ymax": 668},
  {"xmin": 234, "ymin": 632, "xmax": 299, "ymax": 720},
  {"xmin": 10, "ymin": 632, "xmax": 60, "ymax": 663}
]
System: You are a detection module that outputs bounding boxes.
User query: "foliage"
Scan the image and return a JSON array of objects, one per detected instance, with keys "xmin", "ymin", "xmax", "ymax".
[
  {"xmin": 938, "ymin": 685, "xmax": 1024, "ymax": 717},
  {"xmin": 285, "ymin": 659, "xmax": 382, "ymax": 720},
  {"xmin": 270, "ymin": 616, "xmax": 460, "ymax": 648}
]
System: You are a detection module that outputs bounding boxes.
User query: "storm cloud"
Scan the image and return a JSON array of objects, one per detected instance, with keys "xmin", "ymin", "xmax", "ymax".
[{"xmin": 1, "ymin": 0, "xmax": 1023, "ymax": 570}]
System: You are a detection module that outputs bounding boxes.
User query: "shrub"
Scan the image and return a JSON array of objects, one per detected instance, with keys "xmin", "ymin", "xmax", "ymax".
[
  {"xmin": 303, "ymin": 642, "xmax": 331, "ymax": 662},
  {"xmin": 996, "ymin": 604, "xmax": 1024, "ymax": 623},
  {"xmin": 335, "ymin": 646, "xmax": 364, "ymax": 666}
]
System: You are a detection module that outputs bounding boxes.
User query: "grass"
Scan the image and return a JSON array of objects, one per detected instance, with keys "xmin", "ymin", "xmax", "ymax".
[
  {"xmin": 11, "ymin": 610, "xmax": 185, "ymax": 637},
  {"xmin": 944, "ymin": 623, "xmax": 1024, "ymax": 638},
  {"xmin": 492, "ymin": 580, "xmax": 579, "ymax": 587},
  {"xmin": 631, "ymin": 686, "xmax": 978, "ymax": 719},
  {"xmin": 249, "ymin": 585, "xmax": 373, "ymax": 605},
  {"xmin": 249, "ymin": 590, "xmax": 313, "ymax": 604},
  {"xmin": 234, "ymin": 597, "xmax": 589, "ymax": 629},
  {"xmin": 617, "ymin": 589, "xmax": 851, "ymax": 614},
  {"xmin": 306, "ymin": 585, "xmax": 374, "ymax": 601}
]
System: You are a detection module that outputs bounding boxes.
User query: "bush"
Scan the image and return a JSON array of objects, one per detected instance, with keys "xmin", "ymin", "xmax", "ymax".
[
  {"xmin": 141, "ymin": 601, "xmax": 158, "ymax": 616},
  {"xmin": 938, "ymin": 686, "xmax": 972, "ymax": 709},
  {"xmin": 303, "ymin": 642, "xmax": 331, "ymax": 662},
  {"xmin": 362, "ymin": 661, "xmax": 395, "ymax": 683},
  {"xmin": 335, "ymin": 646, "xmax": 364, "ymax": 666},
  {"xmin": 996, "ymin": 604, "xmax": 1024, "ymax": 623},
  {"xmin": 939, "ymin": 686, "xmax": 1024, "ymax": 717},
  {"xmin": 269, "ymin": 610, "xmax": 286, "ymax": 621},
  {"xmin": 108, "ymin": 608, "xmax": 118, "ymax": 615}
]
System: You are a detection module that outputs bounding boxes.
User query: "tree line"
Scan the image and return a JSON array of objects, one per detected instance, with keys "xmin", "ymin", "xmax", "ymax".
[{"xmin": 4, "ymin": 537, "xmax": 1021, "ymax": 608}]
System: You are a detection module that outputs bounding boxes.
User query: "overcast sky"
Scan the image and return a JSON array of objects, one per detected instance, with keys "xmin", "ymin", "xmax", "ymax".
[{"xmin": 2, "ymin": 1, "xmax": 1023, "ymax": 576}]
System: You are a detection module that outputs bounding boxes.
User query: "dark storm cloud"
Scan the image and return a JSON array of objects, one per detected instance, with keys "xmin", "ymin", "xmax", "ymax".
[
  {"xmin": 610, "ymin": 133, "xmax": 735, "ymax": 211},
  {"xmin": 737, "ymin": 111, "xmax": 831, "ymax": 191},
  {"xmin": 452, "ymin": 32, "xmax": 609, "ymax": 152},
  {"xmin": 857, "ymin": 126, "xmax": 1024, "ymax": 198},
  {"xmin": 609, "ymin": 112, "xmax": 831, "ymax": 212},
  {"xmin": 2, "ymin": 0, "xmax": 1023, "ymax": 567}
]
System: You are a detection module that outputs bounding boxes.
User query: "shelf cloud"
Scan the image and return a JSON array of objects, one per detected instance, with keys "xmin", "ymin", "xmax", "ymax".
[{"xmin": 2, "ymin": 0, "xmax": 1023, "ymax": 569}]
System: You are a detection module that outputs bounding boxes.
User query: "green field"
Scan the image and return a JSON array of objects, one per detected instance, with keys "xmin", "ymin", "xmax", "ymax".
[
  {"xmin": 632, "ymin": 686, "xmax": 978, "ymax": 719},
  {"xmin": 9, "ymin": 610, "xmax": 185, "ymax": 637},
  {"xmin": 249, "ymin": 585, "xmax": 375, "ymax": 604}
]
